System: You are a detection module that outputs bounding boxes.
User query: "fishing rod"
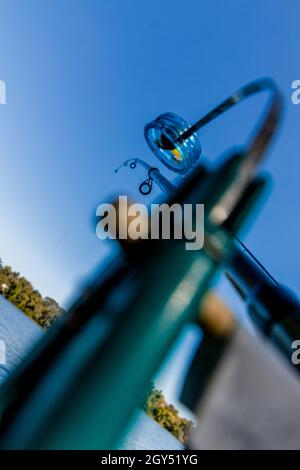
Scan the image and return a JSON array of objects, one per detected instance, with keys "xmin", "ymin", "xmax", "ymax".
[
  {"xmin": 0, "ymin": 150, "xmax": 251, "ymax": 449},
  {"xmin": 117, "ymin": 78, "xmax": 300, "ymax": 365},
  {"xmin": 117, "ymin": 78, "xmax": 281, "ymax": 224},
  {"xmin": 0, "ymin": 78, "xmax": 297, "ymax": 450}
]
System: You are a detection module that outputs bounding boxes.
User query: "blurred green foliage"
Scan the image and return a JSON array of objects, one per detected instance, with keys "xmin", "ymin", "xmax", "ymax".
[
  {"xmin": 142, "ymin": 383, "xmax": 194, "ymax": 444},
  {"xmin": 0, "ymin": 258, "xmax": 64, "ymax": 329}
]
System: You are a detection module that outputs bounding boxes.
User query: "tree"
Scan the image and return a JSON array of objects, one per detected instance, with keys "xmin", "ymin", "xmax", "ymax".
[
  {"xmin": 142, "ymin": 383, "xmax": 194, "ymax": 444},
  {"xmin": 0, "ymin": 261, "xmax": 64, "ymax": 329}
]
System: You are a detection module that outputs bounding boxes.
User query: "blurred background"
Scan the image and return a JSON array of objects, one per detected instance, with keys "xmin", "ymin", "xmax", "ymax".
[{"xmin": 0, "ymin": 0, "xmax": 299, "ymax": 407}]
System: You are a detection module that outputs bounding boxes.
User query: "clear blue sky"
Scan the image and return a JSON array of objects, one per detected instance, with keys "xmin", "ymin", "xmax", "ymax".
[{"xmin": 0, "ymin": 0, "xmax": 299, "ymax": 318}]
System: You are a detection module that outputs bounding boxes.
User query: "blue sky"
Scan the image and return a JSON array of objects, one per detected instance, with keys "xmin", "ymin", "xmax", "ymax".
[{"xmin": 0, "ymin": 0, "xmax": 299, "ymax": 320}]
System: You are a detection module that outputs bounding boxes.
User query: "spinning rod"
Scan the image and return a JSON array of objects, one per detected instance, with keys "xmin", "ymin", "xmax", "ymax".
[
  {"xmin": 118, "ymin": 78, "xmax": 280, "ymax": 222},
  {"xmin": 115, "ymin": 158, "xmax": 175, "ymax": 195},
  {"xmin": 0, "ymin": 78, "xmax": 297, "ymax": 450}
]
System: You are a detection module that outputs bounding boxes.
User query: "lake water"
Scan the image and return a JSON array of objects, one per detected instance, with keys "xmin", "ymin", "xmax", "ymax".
[
  {"xmin": 0, "ymin": 295, "xmax": 183, "ymax": 450},
  {"xmin": 0, "ymin": 295, "xmax": 43, "ymax": 383}
]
